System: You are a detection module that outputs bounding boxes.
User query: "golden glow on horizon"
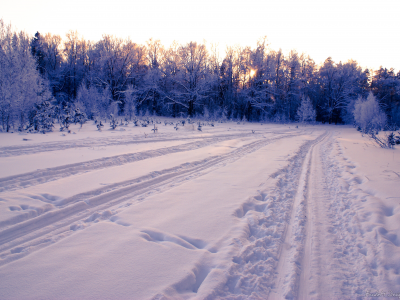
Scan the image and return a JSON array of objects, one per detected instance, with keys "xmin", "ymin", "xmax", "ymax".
[
  {"xmin": 2, "ymin": 0, "xmax": 400, "ymax": 71},
  {"xmin": 250, "ymin": 69, "xmax": 256, "ymax": 78}
]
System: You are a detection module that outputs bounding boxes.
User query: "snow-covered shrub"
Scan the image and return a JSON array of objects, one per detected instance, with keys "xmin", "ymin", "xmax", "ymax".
[
  {"xmin": 59, "ymin": 105, "xmax": 74, "ymax": 132},
  {"xmin": 75, "ymin": 85, "xmax": 102, "ymax": 120},
  {"xmin": 388, "ymin": 133, "xmax": 395, "ymax": 148},
  {"xmin": 353, "ymin": 92, "xmax": 387, "ymax": 134},
  {"xmin": 78, "ymin": 87, "xmax": 112, "ymax": 122},
  {"xmin": 107, "ymin": 101, "xmax": 120, "ymax": 120},
  {"xmin": 387, "ymin": 132, "xmax": 400, "ymax": 148},
  {"xmin": 96, "ymin": 120, "xmax": 104, "ymax": 131},
  {"xmin": 73, "ymin": 108, "xmax": 87, "ymax": 128},
  {"xmin": 27, "ymin": 101, "xmax": 54, "ymax": 133},
  {"xmin": 109, "ymin": 114, "xmax": 117, "ymax": 130},
  {"xmin": 124, "ymin": 86, "xmax": 137, "ymax": 121},
  {"xmin": 296, "ymin": 96, "xmax": 316, "ymax": 123}
]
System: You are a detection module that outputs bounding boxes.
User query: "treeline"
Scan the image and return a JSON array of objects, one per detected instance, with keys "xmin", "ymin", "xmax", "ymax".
[{"xmin": 1, "ymin": 19, "xmax": 400, "ymax": 132}]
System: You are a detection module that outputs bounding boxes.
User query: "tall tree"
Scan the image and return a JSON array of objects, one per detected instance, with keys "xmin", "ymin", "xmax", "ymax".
[
  {"xmin": 62, "ymin": 31, "xmax": 89, "ymax": 102},
  {"xmin": 371, "ymin": 67, "xmax": 400, "ymax": 125},
  {"xmin": 0, "ymin": 20, "xmax": 52, "ymax": 131}
]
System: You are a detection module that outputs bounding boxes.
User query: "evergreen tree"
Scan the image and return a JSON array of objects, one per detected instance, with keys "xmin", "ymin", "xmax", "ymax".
[
  {"xmin": 29, "ymin": 101, "xmax": 54, "ymax": 133},
  {"xmin": 31, "ymin": 32, "xmax": 46, "ymax": 75}
]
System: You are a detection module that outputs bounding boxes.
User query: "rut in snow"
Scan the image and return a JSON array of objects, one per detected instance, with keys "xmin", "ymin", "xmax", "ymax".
[
  {"xmin": 0, "ymin": 133, "xmax": 263, "ymax": 192},
  {"xmin": 209, "ymin": 131, "xmax": 329, "ymax": 299},
  {"xmin": 0, "ymin": 130, "xmax": 281, "ymax": 158},
  {"xmin": 212, "ymin": 129, "xmax": 394, "ymax": 300},
  {"xmin": 0, "ymin": 132, "xmax": 295, "ymax": 266},
  {"xmin": 214, "ymin": 129, "xmax": 397, "ymax": 300},
  {"xmin": 302, "ymin": 133, "xmax": 398, "ymax": 299}
]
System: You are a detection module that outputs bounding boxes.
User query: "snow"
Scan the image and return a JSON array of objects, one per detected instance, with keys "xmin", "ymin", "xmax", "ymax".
[{"xmin": 0, "ymin": 121, "xmax": 399, "ymax": 299}]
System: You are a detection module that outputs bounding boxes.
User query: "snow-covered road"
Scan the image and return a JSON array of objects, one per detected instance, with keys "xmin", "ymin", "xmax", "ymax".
[{"xmin": 0, "ymin": 122, "xmax": 399, "ymax": 299}]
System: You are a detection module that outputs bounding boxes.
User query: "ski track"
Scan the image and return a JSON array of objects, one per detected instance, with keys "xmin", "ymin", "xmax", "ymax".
[
  {"xmin": 208, "ymin": 131, "xmax": 328, "ymax": 300},
  {"xmin": 0, "ymin": 129, "xmax": 286, "ymax": 158},
  {"xmin": 0, "ymin": 132, "xmax": 269, "ymax": 193},
  {"xmin": 0, "ymin": 131, "xmax": 201, "ymax": 157},
  {"xmin": 1, "ymin": 127, "xmax": 396, "ymax": 299},
  {"xmin": 208, "ymin": 129, "xmax": 396, "ymax": 300},
  {"xmin": 307, "ymin": 134, "xmax": 400, "ymax": 299},
  {"xmin": 0, "ymin": 131, "xmax": 297, "ymax": 266}
]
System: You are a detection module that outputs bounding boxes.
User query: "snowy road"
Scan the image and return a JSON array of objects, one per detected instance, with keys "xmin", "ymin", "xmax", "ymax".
[{"xmin": 0, "ymin": 122, "xmax": 399, "ymax": 299}]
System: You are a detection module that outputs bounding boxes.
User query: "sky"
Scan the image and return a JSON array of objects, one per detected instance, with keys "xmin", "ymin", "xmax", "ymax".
[{"xmin": 2, "ymin": 0, "xmax": 399, "ymax": 71}]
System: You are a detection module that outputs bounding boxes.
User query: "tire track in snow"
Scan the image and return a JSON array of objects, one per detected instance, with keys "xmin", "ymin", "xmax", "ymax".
[
  {"xmin": 0, "ymin": 133, "xmax": 264, "ymax": 192},
  {"xmin": 0, "ymin": 133, "xmax": 296, "ymax": 265}
]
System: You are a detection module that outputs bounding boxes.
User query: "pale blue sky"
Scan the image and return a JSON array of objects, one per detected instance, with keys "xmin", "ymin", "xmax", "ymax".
[{"xmin": 2, "ymin": 0, "xmax": 399, "ymax": 71}]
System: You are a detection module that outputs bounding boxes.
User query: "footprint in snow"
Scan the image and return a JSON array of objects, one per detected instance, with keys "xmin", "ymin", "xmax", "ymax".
[
  {"xmin": 109, "ymin": 216, "xmax": 131, "ymax": 227},
  {"xmin": 140, "ymin": 229, "xmax": 213, "ymax": 252}
]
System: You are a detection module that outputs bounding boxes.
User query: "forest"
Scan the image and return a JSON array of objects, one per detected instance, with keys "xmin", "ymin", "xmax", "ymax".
[{"xmin": 1, "ymin": 19, "xmax": 400, "ymax": 132}]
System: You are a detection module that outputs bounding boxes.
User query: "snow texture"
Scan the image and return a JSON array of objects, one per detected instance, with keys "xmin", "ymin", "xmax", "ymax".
[{"xmin": 0, "ymin": 121, "xmax": 399, "ymax": 300}]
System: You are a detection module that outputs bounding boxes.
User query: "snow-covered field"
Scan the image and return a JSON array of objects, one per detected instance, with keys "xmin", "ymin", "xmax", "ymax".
[{"xmin": 0, "ymin": 120, "xmax": 399, "ymax": 299}]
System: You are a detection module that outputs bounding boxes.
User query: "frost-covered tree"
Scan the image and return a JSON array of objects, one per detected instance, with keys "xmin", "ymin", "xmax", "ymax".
[
  {"xmin": 27, "ymin": 100, "xmax": 54, "ymax": 133},
  {"xmin": 59, "ymin": 105, "xmax": 74, "ymax": 132},
  {"xmin": 371, "ymin": 67, "xmax": 400, "ymax": 126},
  {"xmin": 94, "ymin": 35, "xmax": 146, "ymax": 102},
  {"xmin": 0, "ymin": 20, "xmax": 53, "ymax": 132},
  {"xmin": 317, "ymin": 58, "xmax": 367, "ymax": 124},
  {"xmin": 3, "ymin": 22, "xmax": 400, "ymax": 127},
  {"xmin": 122, "ymin": 85, "xmax": 137, "ymax": 120},
  {"xmin": 168, "ymin": 42, "xmax": 210, "ymax": 117},
  {"xmin": 62, "ymin": 31, "xmax": 90, "ymax": 101},
  {"xmin": 76, "ymin": 85, "xmax": 112, "ymax": 121},
  {"xmin": 134, "ymin": 39, "xmax": 164, "ymax": 115},
  {"xmin": 296, "ymin": 96, "xmax": 316, "ymax": 123},
  {"xmin": 76, "ymin": 84, "xmax": 104, "ymax": 120},
  {"xmin": 31, "ymin": 32, "xmax": 46, "ymax": 75},
  {"xmin": 353, "ymin": 92, "xmax": 387, "ymax": 133}
]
